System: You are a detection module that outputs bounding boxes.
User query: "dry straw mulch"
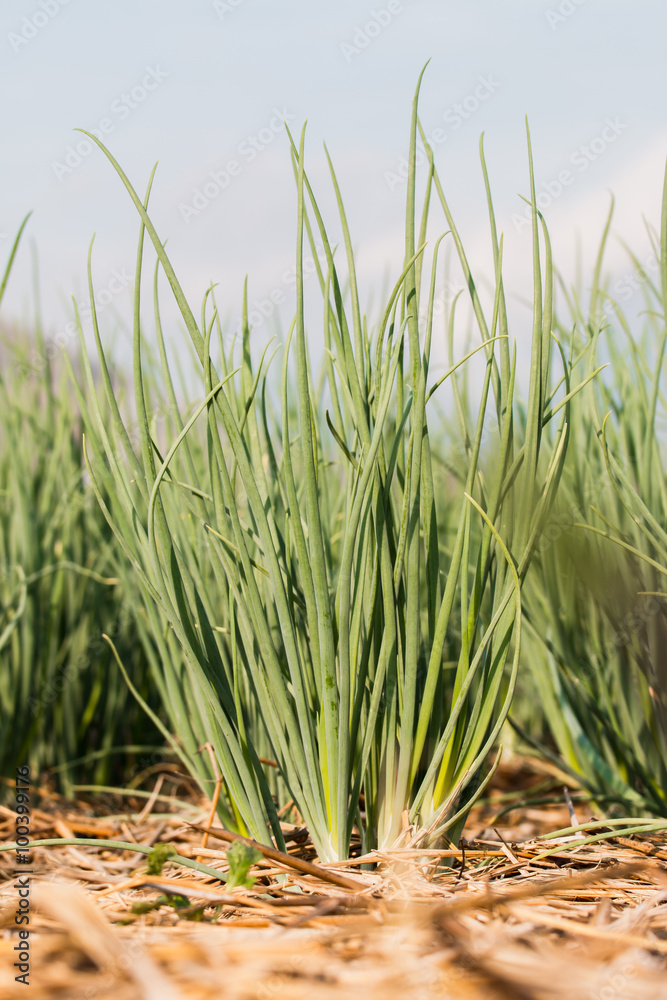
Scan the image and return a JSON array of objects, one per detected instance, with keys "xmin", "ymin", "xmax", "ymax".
[{"xmin": 1, "ymin": 757, "xmax": 667, "ymax": 999}]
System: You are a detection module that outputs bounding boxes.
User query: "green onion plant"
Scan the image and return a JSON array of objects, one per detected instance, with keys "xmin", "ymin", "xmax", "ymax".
[
  {"xmin": 75, "ymin": 74, "xmax": 584, "ymax": 860},
  {"xmin": 518, "ymin": 164, "xmax": 667, "ymax": 816},
  {"xmin": 0, "ymin": 222, "xmax": 160, "ymax": 794}
]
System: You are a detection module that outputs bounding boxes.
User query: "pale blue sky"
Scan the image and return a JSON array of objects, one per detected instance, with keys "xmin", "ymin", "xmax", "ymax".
[{"xmin": 1, "ymin": 0, "xmax": 666, "ymax": 361}]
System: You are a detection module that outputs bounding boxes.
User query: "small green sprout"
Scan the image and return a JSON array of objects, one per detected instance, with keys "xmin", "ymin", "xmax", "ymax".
[
  {"xmin": 225, "ymin": 840, "xmax": 262, "ymax": 889},
  {"xmin": 131, "ymin": 893, "xmax": 205, "ymax": 921},
  {"xmin": 145, "ymin": 842, "xmax": 177, "ymax": 875}
]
